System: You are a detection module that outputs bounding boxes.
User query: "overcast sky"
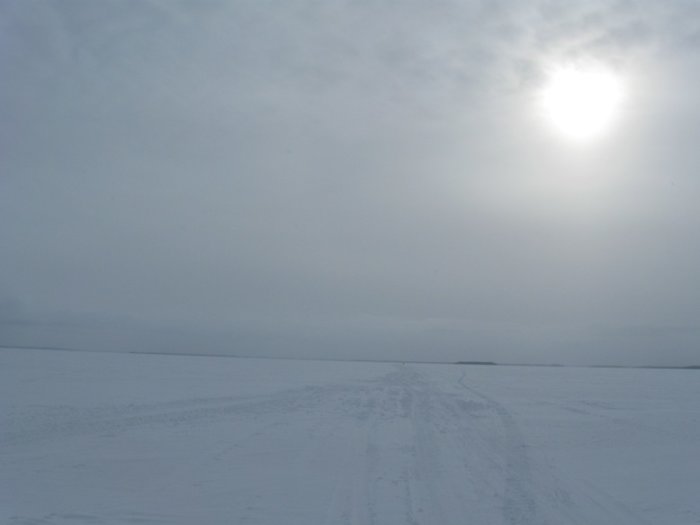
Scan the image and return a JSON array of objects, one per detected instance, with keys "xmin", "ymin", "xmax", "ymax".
[{"xmin": 2, "ymin": 0, "xmax": 700, "ymax": 365}]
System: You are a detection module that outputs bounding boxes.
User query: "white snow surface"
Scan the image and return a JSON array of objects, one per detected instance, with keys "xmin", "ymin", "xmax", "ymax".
[{"xmin": 2, "ymin": 348, "xmax": 700, "ymax": 525}]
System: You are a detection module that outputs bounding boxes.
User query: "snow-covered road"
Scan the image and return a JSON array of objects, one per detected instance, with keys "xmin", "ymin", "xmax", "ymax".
[{"xmin": 2, "ymin": 349, "xmax": 699, "ymax": 524}]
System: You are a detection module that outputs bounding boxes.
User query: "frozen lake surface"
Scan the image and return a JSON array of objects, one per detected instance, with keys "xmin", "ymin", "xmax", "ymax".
[{"xmin": 2, "ymin": 348, "xmax": 699, "ymax": 524}]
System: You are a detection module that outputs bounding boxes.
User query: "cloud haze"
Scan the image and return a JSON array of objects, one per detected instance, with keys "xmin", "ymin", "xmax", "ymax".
[{"xmin": 3, "ymin": 0, "xmax": 700, "ymax": 365}]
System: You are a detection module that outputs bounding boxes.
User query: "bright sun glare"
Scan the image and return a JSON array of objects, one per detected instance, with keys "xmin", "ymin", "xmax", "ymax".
[{"xmin": 540, "ymin": 64, "xmax": 625, "ymax": 142}]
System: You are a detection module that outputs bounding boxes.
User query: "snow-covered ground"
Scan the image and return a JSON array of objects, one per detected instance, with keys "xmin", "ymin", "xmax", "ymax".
[{"xmin": 2, "ymin": 348, "xmax": 699, "ymax": 524}]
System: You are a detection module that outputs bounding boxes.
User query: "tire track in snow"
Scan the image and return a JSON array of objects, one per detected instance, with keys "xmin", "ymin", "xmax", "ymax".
[
  {"xmin": 457, "ymin": 371, "xmax": 540, "ymax": 525},
  {"xmin": 455, "ymin": 370, "xmax": 657, "ymax": 525},
  {"xmin": 320, "ymin": 386, "xmax": 379, "ymax": 525}
]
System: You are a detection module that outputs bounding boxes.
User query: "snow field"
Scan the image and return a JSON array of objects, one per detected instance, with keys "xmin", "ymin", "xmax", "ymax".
[{"xmin": 2, "ymin": 349, "xmax": 699, "ymax": 524}]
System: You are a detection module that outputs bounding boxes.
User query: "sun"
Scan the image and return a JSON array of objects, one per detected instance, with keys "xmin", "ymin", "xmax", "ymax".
[{"xmin": 539, "ymin": 63, "xmax": 625, "ymax": 142}]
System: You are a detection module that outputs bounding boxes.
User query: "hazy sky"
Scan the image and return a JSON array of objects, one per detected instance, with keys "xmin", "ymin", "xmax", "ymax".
[{"xmin": 3, "ymin": 0, "xmax": 700, "ymax": 365}]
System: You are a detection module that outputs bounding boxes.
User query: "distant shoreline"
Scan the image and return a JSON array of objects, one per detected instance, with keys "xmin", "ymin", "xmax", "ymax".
[{"xmin": 1, "ymin": 344, "xmax": 698, "ymax": 370}]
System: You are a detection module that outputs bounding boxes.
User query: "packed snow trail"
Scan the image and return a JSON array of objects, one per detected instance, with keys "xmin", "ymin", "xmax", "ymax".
[
  {"xmin": 3, "ymin": 349, "xmax": 696, "ymax": 524},
  {"xmin": 6, "ymin": 365, "xmax": 519, "ymax": 523}
]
